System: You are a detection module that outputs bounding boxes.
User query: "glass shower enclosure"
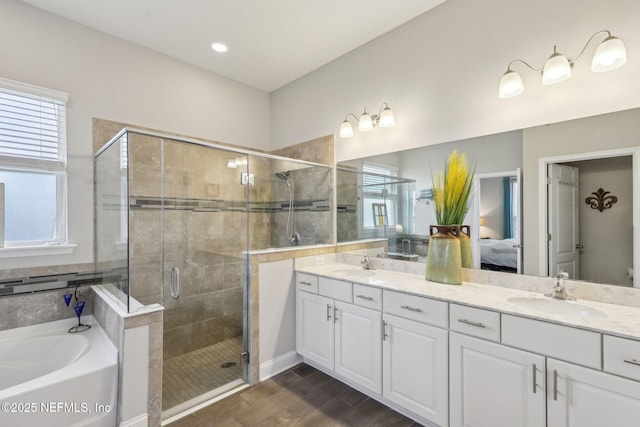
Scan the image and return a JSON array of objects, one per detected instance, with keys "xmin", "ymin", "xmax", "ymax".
[{"xmin": 95, "ymin": 129, "xmax": 332, "ymax": 418}]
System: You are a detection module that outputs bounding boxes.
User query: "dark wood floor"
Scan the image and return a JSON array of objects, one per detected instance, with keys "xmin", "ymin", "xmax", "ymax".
[{"xmin": 166, "ymin": 363, "xmax": 423, "ymax": 427}]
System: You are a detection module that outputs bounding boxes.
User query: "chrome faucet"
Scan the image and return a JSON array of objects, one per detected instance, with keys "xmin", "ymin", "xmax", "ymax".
[
  {"xmin": 546, "ymin": 271, "xmax": 575, "ymax": 300},
  {"xmin": 361, "ymin": 255, "xmax": 375, "ymax": 270},
  {"xmin": 401, "ymin": 239, "xmax": 411, "ymax": 255}
]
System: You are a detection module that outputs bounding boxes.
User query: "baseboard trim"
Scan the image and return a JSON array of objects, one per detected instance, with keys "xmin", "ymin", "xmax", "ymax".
[
  {"xmin": 119, "ymin": 413, "xmax": 148, "ymax": 427},
  {"xmin": 259, "ymin": 350, "xmax": 303, "ymax": 381}
]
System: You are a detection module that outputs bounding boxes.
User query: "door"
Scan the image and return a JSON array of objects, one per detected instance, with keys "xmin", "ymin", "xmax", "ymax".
[
  {"xmin": 160, "ymin": 140, "xmax": 249, "ymax": 416},
  {"xmin": 296, "ymin": 290, "xmax": 334, "ymax": 370},
  {"xmin": 450, "ymin": 332, "xmax": 546, "ymax": 427},
  {"xmin": 334, "ymin": 301, "xmax": 382, "ymax": 394},
  {"xmin": 383, "ymin": 314, "xmax": 448, "ymax": 426},
  {"xmin": 547, "ymin": 358, "xmax": 640, "ymax": 427},
  {"xmin": 548, "ymin": 164, "xmax": 580, "ymax": 278}
]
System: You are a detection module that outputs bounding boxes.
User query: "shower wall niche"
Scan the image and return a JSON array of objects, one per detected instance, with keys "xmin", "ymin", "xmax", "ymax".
[{"xmin": 95, "ymin": 128, "xmax": 332, "ymax": 415}]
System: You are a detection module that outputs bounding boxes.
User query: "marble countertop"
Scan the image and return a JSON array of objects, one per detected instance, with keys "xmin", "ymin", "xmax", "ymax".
[{"xmin": 296, "ymin": 262, "xmax": 640, "ymax": 340}]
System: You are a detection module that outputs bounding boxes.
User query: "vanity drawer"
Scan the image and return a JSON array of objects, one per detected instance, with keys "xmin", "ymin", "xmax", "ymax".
[
  {"xmin": 449, "ymin": 304, "xmax": 500, "ymax": 342},
  {"xmin": 502, "ymin": 314, "xmax": 601, "ymax": 369},
  {"xmin": 604, "ymin": 335, "xmax": 640, "ymax": 381},
  {"xmin": 296, "ymin": 273, "xmax": 319, "ymax": 293},
  {"xmin": 319, "ymin": 277, "xmax": 353, "ymax": 303},
  {"xmin": 353, "ymin": 284, "xmax": 382, "ymax": 310},
  {"xmin": 383, "ymin": 290, "xmax": 448, "ymax": 328}
]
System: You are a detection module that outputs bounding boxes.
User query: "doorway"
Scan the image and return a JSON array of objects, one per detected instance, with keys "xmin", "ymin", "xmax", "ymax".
[
  {"xmin": 470, "ymin": 170, "xmax": 522, "ymax": 273},
  {"xmin": 541, "ymin": 149, "xmax": 638, "ymax": 287}
]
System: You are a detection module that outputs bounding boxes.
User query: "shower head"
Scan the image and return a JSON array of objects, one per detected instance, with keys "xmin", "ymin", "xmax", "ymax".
[{"xmin": 275, "ymin": 171, "xmax": 290, "ymax": 181}]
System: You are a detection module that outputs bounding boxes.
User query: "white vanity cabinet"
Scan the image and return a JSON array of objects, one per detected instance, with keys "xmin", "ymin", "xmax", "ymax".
[
  {"xmin": 547, "ymin": 358, "xmax": 640, "ymax": 427},
  {"xmin": 295, "ymin": 268, "xmax": 640, "ymax": 427},
  {"xmin": 383, "ymin": 313, "xmax": 448, "ymax": 426},
  {"xmin": 296, "ymin": 290, "xmax": 335, "ymax": 371},
  {"xmin": 382, "ymin": 290, "xmax": 449, "ymax": 426},
  {"xmin": 296, "ymin": 274, "xmax": 382, "ymax": 394},
  {"xmin": 335, "ymin": 301, "xmax": 382, "ymax": 394},
  {"xmin": 450, "ymin": 332, "xmax": 546, "ymax": 427}
]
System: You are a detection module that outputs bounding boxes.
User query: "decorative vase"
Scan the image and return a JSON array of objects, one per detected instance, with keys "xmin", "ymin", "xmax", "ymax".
[
  {"xmin": 458, "ymin": 224, "xmax": 472, "ymax": 268},
  {"xmin": 425, "ymin": 225, "xmax": 462, "ymax": 285}
]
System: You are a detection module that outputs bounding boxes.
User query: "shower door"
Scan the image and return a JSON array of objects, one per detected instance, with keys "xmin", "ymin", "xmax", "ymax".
[{"xmin": 161, "ymin": 139, "xmax": 248, "ymax": 416}]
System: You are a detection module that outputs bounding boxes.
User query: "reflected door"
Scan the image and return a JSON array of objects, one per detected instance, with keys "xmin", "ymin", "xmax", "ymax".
[{"xmin": 548, "ymin": 164, "xmax": 580, "ymax": 278}]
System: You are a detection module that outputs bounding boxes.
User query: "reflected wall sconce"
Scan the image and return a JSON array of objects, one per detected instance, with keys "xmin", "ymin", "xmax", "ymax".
[
  {"xmin": 499, "ymin": 30, "xmax": 627, "ymax": 99},
  {"xmin": 339, "ymin": 102, "xmax": 395, "ymax": 138}
]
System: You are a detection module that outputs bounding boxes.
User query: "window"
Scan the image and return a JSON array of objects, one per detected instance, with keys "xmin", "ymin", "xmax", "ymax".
[
  {"xmin": 362, "ymin": 163, "xmax": 397, "ymax": 228},
  {"xmin": 0, "ymin": 77, "xmax": 68, "ymax": 247}
]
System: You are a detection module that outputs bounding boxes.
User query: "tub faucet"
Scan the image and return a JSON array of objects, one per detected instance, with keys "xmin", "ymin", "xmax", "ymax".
[
  {"xmin": 361, "ymin": 255, "xmax": 375, "ymax": 270},
  {"xmin": 546, "ymin": 271, "xmax": 575, "ymax": 300}
]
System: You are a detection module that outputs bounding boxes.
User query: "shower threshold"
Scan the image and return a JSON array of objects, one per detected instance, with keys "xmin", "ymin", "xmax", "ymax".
[{"xmin": 161, "ymin": 379, "xmax": 248, "ymax": 425}]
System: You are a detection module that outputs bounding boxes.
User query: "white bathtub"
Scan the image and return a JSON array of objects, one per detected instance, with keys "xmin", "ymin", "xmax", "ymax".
[{"xmin": 0, "ymin": 316, "xmax": 118, "ymax": 427}]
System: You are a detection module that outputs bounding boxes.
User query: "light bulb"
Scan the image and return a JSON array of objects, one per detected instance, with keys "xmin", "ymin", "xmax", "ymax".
[
  {"xmin": 379, "ymin": 105, "xmax": 395, "ymax": 128},
  {"xmin": 359, "ymin": 109, "xmax": 373, "ymax": 132},
  {"xmin": 339, "ymin": 120, "xmax": 354, "ymax": 138},
  {"xmin": 592, "ymin": 36, "xmax": 627, "ymax": 72},
  {"xmin": 499, "ymin": 69, "xmax": 524, "ymax": 99},
  {"xmin": 542, "ymin": 51, "xmax": 572, "ymax": 85}
]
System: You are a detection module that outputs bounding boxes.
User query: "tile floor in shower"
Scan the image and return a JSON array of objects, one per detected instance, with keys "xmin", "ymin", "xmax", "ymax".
[{"xmin": 162, "ymin": 336, "xmax": 244, "ymax": 411}]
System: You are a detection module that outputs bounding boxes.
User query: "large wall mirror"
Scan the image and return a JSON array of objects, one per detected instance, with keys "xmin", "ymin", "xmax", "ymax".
[{"xmin": 337, "ymin": 106, "xmax": 640, "ymax": 289}]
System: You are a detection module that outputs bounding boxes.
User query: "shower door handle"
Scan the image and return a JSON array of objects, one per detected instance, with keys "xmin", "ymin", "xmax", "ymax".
[{"xmin": 170, "ymin": 267, "xmax": 180, "ymax": 299}]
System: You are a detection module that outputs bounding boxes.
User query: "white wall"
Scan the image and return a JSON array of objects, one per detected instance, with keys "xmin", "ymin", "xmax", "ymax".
[
  {"xmin": 258, "ymin": 259, "xmax": 301, "ymax": 380},
  {"xmin": 0, "ymin": 0, "xmax": 269, "ymax": 269},
  {"xmin": 271, "ymin": 0, "xmax": 640, "ymax": 162}
]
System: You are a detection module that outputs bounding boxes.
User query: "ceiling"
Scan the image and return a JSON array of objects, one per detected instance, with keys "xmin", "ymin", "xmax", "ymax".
[{"xmin": 18, "ymin": 0, "xmax": 448, "ymax": 92}]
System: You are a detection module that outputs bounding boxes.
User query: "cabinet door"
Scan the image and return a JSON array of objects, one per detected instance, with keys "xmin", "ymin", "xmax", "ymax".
[
  {"xmin": 335, "ymin": 301, "xmax": 382, "ymax": 394},
  {"xmin": 296, "ymin": 290, "xmax": 334, "ymax": 370},
  {"xmin": 383, "ymin": 314, "xmax": 448, "ymax": 426},
  {"xmin": 547, "ymin": 358, "xmax": 640, "ymax": 427},
  {"xmin": 450, "ymin": 332, "xmax": 545, "ymax": 427}
]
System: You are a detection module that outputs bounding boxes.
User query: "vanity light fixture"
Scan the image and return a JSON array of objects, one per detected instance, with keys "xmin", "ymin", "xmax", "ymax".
[
  {"xmin": 339, "ymin": 102, "xmax": 395, "ymax": 138},
  {"xmin": 499, "ymin": 30, "xmax": 627, "ymax": 99}
]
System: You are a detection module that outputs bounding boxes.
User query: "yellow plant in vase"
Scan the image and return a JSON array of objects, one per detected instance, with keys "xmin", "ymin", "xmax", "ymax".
[{"xmin": 426, "ymin": 150, "xmax": 475, "ymax": 284}]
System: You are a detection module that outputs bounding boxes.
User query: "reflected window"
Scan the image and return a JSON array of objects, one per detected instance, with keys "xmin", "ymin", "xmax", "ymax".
[{"xmin": 362, "ymin": 164, "xmax": 397, "ymax": 229}]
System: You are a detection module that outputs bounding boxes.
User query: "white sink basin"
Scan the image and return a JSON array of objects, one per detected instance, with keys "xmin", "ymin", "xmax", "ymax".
[
  {"xmin": 332, "ymin": 269, "xmax": 376, "ymax": 277},
  {"xmin": 507, "ymin": 296, "xmax": 606, "ymax": 319}
]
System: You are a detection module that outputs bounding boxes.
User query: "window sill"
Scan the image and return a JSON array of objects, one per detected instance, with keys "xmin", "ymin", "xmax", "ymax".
[{"xmin": 0, "ymin": 243, "xmax": 76, "ymax": 259}]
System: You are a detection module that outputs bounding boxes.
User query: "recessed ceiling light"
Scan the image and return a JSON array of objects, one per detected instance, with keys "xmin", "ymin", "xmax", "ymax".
[{"xmin": 211, "ymin": 42, "xmax": 228, "ymax": 53}]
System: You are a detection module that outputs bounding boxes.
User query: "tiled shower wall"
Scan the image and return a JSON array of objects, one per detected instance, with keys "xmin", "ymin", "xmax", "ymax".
[{"xmin": 125, "ymin": 133, "xmax": 246, "ymax": 359}]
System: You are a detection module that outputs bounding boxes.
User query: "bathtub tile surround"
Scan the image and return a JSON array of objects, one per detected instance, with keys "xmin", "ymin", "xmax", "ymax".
[
  {"xmin": 93, "ymin": 284, "xmax": 164, "ymax": 427},
  {"xmin": 0, "ymin": 286, "xmax": 95, "ymax": 332}
]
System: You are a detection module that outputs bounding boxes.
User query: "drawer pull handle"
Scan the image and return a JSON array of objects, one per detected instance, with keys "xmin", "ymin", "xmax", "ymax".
[
  {"xmin": 401, "ymin": 305, "xmax": 422, "ymax": 313},
  {"xmin": 382, "ymin": 320, "xmax": 388, "ymax": 341},
  {"xmin": 553, "ymin": 369, "xmax": 558, "ymax": 401},
  {"xmin": 532, "ymin": 363, "xmax": 537, "ymax": 394},
  {"xmin": 356, "ymin": 294, "xmax": 374, "ymax": 301},
  {"xmin": 299, "ymin": 281, "xmax": 312, "ymax": 286},
  {"xmin": 334, "ymin": 306, "xmax": 339, "ymax": 323},
  {"xmin": 623, "ymin": 359, "xmax": 640, "ymax": 367},
  {"xmin": 326, "ymin": 304, "xmax": 332, "ymax": 321},
  {"xmin": 458, "ymin": 319, "xmax": 486, "ymax": 328}
]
